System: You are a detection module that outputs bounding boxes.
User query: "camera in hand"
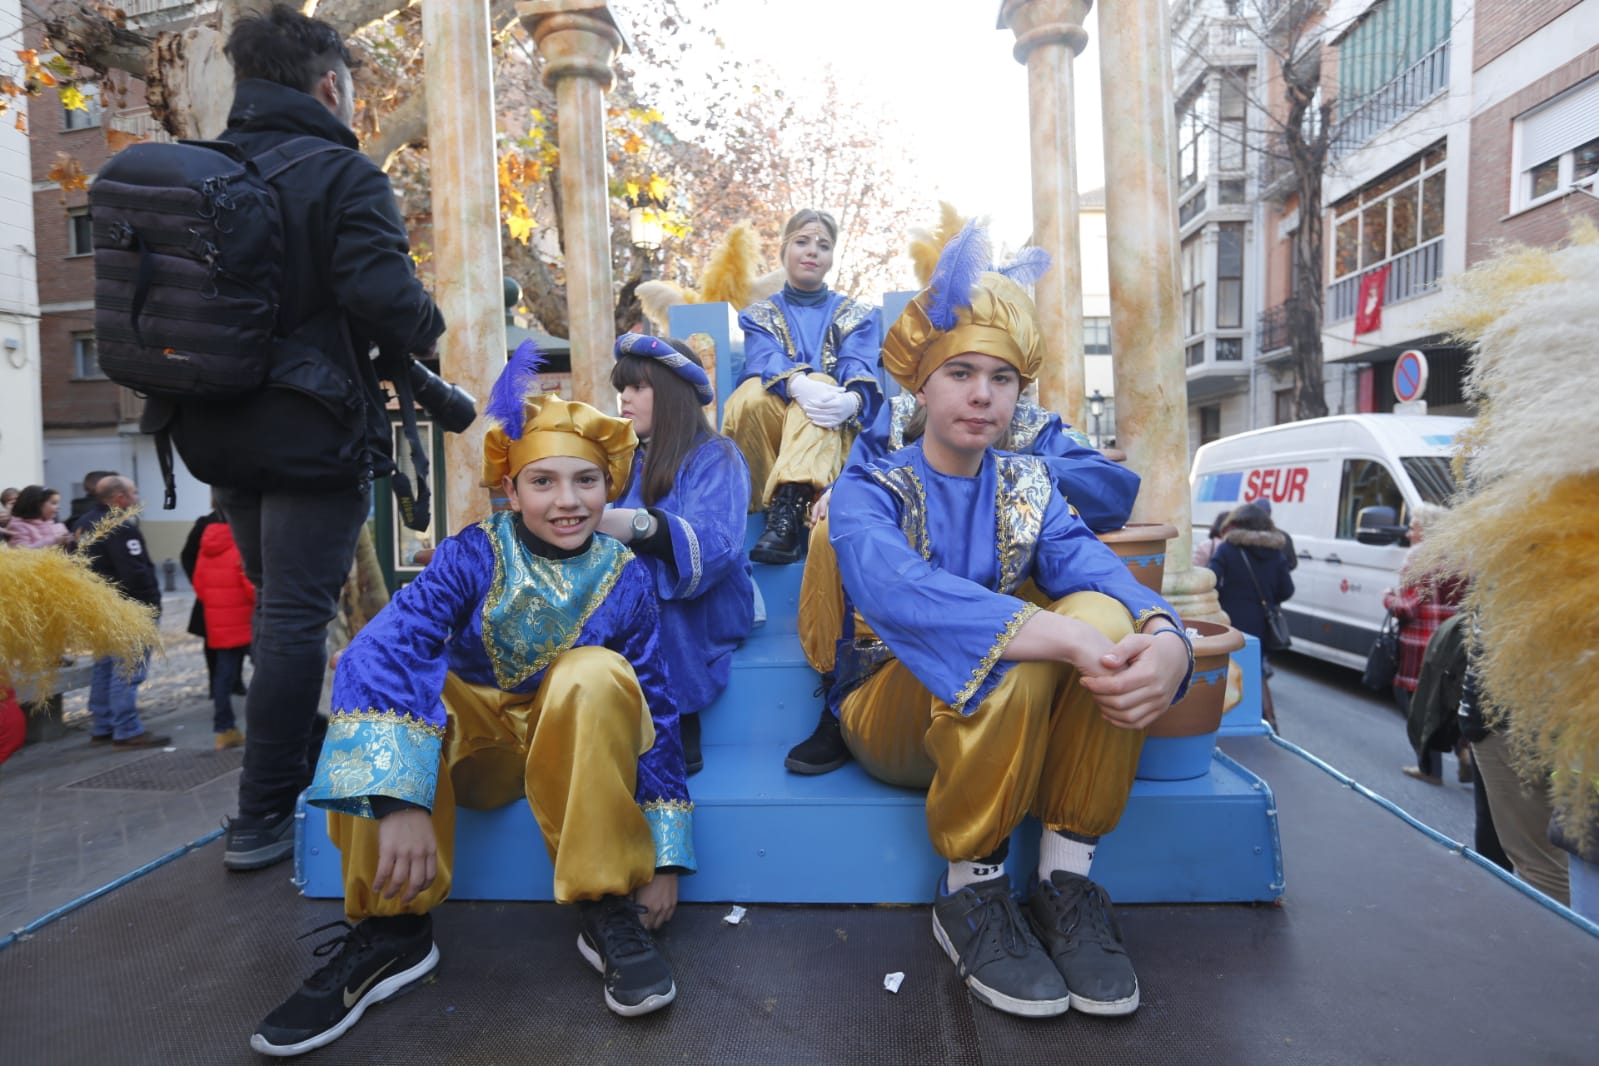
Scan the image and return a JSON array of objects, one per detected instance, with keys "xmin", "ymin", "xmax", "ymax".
[{"xmin": 408, "ymin": 360, "xmax": 477, "ymax": 433}]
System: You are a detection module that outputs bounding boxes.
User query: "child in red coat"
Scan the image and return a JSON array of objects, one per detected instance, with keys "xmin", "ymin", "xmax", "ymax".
[{"xmin": 192, "ymin": 522, "xmax": 256, "ymax": 749}]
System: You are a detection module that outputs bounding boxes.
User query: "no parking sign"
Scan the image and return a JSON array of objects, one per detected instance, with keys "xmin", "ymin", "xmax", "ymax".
[{"xmin": 1393, "ymin": 349, "xmax": 1428, "ymax": 404}]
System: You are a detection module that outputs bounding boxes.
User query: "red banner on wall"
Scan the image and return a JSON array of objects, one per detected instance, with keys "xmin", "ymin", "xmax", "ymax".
[{"xmin": 1355, "ymin": 265, "xmax": 1392, "ymax": 335}]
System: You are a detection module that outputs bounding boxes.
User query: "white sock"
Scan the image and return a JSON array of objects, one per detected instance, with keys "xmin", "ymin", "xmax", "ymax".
[
  {"xmin": 1039, "ymin": 829, "xmax": 1097, "ymax": 882},
  {"xmin": 945, "ymin": 857, "xmax": 1008, "ymax": 893}
]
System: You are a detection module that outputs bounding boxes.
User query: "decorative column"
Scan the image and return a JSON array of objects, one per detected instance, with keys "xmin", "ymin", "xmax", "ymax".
[
  {"xmin": 1097, "ymin": 0, "xmax": 1221, "ymax": 621},
  {"xmin": 521, "ymin": 0, "xmax": 628, "ymax": 410},
  {"xmin": 423, "ymin": 0, "xmax": 506, "ymax": 529},
  {"xmin": 999, "ymin": 0, "xmax": 1090, "ymax": 422}
]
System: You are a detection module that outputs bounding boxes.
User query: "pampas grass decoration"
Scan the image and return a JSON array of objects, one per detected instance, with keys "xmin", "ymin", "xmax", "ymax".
[
  {"xmin": 1414, "ymin": 223, "xmax": 1599, "ymax": 826},
  {"xmin": 0, "ymin": 512, "xmax": 161, "ymax": 699},
  {"xmin": 635, "ymin": 223, "xmax": 786, "ymax": 333}
]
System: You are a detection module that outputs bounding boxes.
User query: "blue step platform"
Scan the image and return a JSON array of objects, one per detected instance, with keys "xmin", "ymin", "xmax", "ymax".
[{"xmin": 297, "ymin": 520, "xmax": 1284, "ymax": 905}]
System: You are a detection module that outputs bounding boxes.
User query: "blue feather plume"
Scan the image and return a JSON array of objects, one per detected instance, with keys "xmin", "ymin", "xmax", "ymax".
[
  {"xmin": 994, "ymin": 246, "xmax": 1053, "ymax": 287},
  {"xmin": 926, "ymin": 220, "xmax": 992, "ymax": 330},
  {"xmin": 485, "ymin": 338, "xmax": 546, "ymax": 439}
]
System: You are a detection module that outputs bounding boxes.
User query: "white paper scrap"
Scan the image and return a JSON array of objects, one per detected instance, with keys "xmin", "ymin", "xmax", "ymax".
[
  {"xmin": 723, "ymin": 905, "xmax": 747, "ymax": 925},
  {"xmin": 883, "ymin": 971, "xmax": 905, "ymax": 994}
]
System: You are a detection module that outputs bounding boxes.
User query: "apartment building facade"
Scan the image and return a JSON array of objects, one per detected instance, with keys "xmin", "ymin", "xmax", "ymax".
[{"xmin": 0, "ymin": 0, "xmax": 43, "ymax": 490}]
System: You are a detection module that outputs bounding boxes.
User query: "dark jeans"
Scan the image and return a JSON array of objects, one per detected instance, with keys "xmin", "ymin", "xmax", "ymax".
[
  {"xmin": 220, "ymin": 485, "xmax": 368, "ymax": 821},
  {"xmin": 211, "ymin": 646, "xmax": 246, "ymax": 733}
]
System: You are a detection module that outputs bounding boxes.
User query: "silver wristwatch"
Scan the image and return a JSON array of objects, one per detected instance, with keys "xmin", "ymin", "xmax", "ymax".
[{"xmin": 631, "ymin": 509, "xmax": 654, "ymax": 538}]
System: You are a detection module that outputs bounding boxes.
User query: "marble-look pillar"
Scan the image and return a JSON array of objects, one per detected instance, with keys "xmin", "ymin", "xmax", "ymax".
[
  {"xmin": 423, "ymin": 0, "xmax": 506, "ymax": 530},
  {"xmin": 1097, "ymin": 0, "xmax": 1220, "ymax": 621},
  {"xmin": 999, "ymin": 0, "xmax": 1089, "ymax": 423},
  {"xmin": 520, "ymin": 0, "xmax": 628, "ymax": 411}
]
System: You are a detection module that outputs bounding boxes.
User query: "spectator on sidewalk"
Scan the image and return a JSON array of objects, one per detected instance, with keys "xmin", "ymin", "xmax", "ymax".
[
  {"xmin": 193, "ymin": 519, "xmax": 255, "ymax": 750},
  {"xmin": 7, "ymin": 486, "xmax": 71, "ymax": 550},
  {"xmin": 181, "ymin": 503, "xmax": 248, "ymax": 703},
  {"xmin": 0, "ymin": 486, "xmax": 18, "ymax": 543},
  {"xmin": 67, "ymin": 471, "xmax": 118, "ymax": 534},
  {"xmin": 80, "ymin": 476, "xmax": 168, "ymax": 749}
]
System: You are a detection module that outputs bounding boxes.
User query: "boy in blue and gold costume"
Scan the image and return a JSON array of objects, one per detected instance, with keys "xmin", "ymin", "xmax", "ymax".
[
  {"xmin": 829, "ymin": 224, "xmax": 1194, "ymax": 1021},
  {"xmin": 251, "ymin": 356, "xmax": 691, "ymax": 1058}
]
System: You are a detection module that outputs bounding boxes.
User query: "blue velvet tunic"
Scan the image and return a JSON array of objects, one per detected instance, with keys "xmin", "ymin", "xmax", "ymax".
[
  {"xmin": 830, "ymin": 443, "xmax": 1191, "ymax": 715},
  {"xmin": 615, "ymin": 435, "xmax": 756, "ymax": 715},
  {"xmin": 851, "ymin": 393, "xmax": 1142, "ymax": 534},
  {"xmin": 738, "ymin": 289, "xmax": 885, "ymax": 425},
  {"xmin": 306, "ymin": 510, "xmax": 692, "ymax": 870}
]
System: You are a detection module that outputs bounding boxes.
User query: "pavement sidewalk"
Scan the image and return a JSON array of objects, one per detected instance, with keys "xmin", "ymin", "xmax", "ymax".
[{"xmin": 0, "ymin": 589, "xmax": 283, "ymax": 936}]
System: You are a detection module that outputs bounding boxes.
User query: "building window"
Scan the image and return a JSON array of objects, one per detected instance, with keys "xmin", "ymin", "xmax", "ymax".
[
  {"xmin": 1178, "ymin": 86, "xmax": 1208, "ymax": 194},
  {"xmin": 1218, "ymin": 178, "xmax": 1246, "ymax": 204},
  {"xmin": 72, "ymin": 333, "xmax": 102, "ymax": 379},
  {"xmin": 67, "ymin": 209, "xmax": 94, "ymax": 256},
  {"xmin": 1215, "ymin": 337, "xmax": 1243, "ymax": 361},
  {"xmin": 62, "ymin": 82, "xmax": 102, "ymax": 130},
  {"xmin": 1513, "ymin": 76, "xmax": 1599, "ymax": 210},
  {"xmin": 1181, "ymin": 236, "xmax": 1205, "ymax": 338},
  {"xmin": 1218, "ymin": 76, "xmax": 1247, "ymax": 172},
  {"xmin": 1200, "ymin": 405, "xmax": 1222, "ymax": 445},
  {"xmin": 1330, "ymin": 143, "xmax": 1446, "ymax": 283},
  {"xmin": 1274, "ymin": 387, "xmax": 1295, "ymax": 424},
  {"xmin": 1336, "ymin": 0, "xmax": 1452, "ymax": 119},
  {"xmin": 1084, "ymin": 317, "xmax": 1112, "ymax": 355},
  {"xmin": 1217, "ymin": 222, "xmax": 1245, "ymax": 329},
  {"xmin": 1186, "ymin": 341, "xmax": 1205, "ymax": 367}
]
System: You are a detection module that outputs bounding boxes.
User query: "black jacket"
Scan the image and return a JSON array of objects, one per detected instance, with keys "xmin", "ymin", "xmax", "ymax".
[
  {"xmin": 1208, "ymin": 529, "xmax": 1295, "ymax": 642},
  {"xmin": 81, "ymin": 503, "xmax": 162, "ymax": 615}
]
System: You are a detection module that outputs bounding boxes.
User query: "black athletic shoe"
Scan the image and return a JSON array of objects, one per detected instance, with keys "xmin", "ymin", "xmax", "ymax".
[
  {"xmin": 1027, "ymin": 871, "xmax": 1140, "ymax": 1015},
  {"xmin": 749, "ymin": 483, "xmax": 813, "ymax": 565},
  {"xmin": 251, "ymin": 915, "xmax": 439, "ymax": 1057},
  {"xmin": 680, "ymin": 712, "xmax": 703, "ymax": 776},
  {"xmin": 576, "ymin": 896, "xmax": 676, "ymax": 1016},
  {"xmin": 932, "ymin": 873, "xmax": 1070, "ymax": 1018},
  {"xmin": 224, "ymin": 811, "xmax": 295, "ymax": 871},
  {"xmin": 784, "ymin": 706, "xmax": 850, "ymax": 775}
]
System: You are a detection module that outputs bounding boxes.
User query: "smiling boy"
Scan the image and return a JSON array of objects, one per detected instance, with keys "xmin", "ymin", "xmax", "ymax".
[
  {"xmin": 251, "ymin": 369, "xmax": 691, "ymax": 1057},
  {"xmin": 828, "ymin": 232, "xmax": 1193, "ymax": 1020}
]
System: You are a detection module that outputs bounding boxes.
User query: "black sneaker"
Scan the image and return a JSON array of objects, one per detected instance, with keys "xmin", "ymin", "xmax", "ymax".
[
  {"xmin": 749, "ymin": 483, "xmax": 813, "ymax": 565},
  {"xmin": 931, "ymin": 873, "xmax": 1070, "ymax": 1018},
  {"xmin": 680, "ymin": 712, "xmax": 703, "ymax": 776},
  {"xmin": 784, "ymin": 706, "xmax": 850, "ymax": 775},
  {"xmin": 224, "ymin": 811, "xmax": 295, "ymax": 871},
  {"xmin": 576, "ymin": 895, "xmax": 676, "ymax": 1016},
  {"xmin": 1027, "ymin": 871, "xmax": 1140, "ymax": 1015},
  {"xmin": 251, "ymin": 915, "xmax": 439, "ymax": 1057}
]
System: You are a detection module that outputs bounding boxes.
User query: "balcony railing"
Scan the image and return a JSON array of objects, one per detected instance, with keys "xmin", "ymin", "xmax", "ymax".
[
  {"xmin": 1327, "ymin": 237, "xmax": 1444, "ymax": 324},
  {"xmin": 1331, "ymin": 41, "xmax": 1449, "ymax": 159},
  {"xmin": 1257, "ymin": 303, "xmax": 1291, "ymax": 355}
]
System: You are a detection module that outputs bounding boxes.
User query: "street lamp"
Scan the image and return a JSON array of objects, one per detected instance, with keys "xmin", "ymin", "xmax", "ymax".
[
  {"xmin": 628, "ymin": 202, "xmax": 664, "ymax": 253},
  {"xmin": 1088, "ymin": 389, "xmax": 1106, "ymax": 448}
]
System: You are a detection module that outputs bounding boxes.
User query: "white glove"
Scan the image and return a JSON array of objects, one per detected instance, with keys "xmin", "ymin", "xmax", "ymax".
[
  {"xmin": 786, "ymin": 374, "xmax": 831, "ymax": 413},
  {"xmin": 806, "ymin": 388, "xmax": 862, "ymax": 430}
]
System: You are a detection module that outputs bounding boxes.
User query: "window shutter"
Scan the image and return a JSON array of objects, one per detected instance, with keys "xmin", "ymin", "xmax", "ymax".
[{"xmin": 1521, "ymin": 76, "xmax": 1599, "ymax": 169}]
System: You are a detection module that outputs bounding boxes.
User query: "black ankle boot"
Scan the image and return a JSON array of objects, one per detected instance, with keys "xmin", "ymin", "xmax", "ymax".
[
  {"xmin": 784, "ymin": 705, "xmax": 850, "ymax": 775},
  {"xmin": 680, "ymin": 712, "xmax": 703, "ymax": 776},
  {"xmin": 750, "ymin": 483, "xmax": 813, "ymax": 565}
]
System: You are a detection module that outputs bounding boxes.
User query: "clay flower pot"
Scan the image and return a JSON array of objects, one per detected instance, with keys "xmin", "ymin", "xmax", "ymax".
[
  {"xmin": 1097, "ymin": 522, "xmax": 1179, "ymax": 594},
  {"xmin": 1137, "ymin": 619, "xmax": 1247, "ymax": 781}
]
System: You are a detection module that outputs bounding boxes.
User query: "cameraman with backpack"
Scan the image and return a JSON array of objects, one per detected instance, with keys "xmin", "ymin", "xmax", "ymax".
[{"xmin": 142, "ymin": 6, "xmax": 445, "ymax": 870}]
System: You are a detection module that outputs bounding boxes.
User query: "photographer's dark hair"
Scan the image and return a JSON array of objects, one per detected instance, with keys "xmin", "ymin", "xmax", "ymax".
[
  {"xmin": 11, "ymin": 485, "xmax": 57, "ymax": 520},
  {"xmin": 609, "ymin": 339, "xmax": 727, "ymax": 506},
  {"xmin": 224, "ymin": 3, "xmax": 358, "ymax": 94}
]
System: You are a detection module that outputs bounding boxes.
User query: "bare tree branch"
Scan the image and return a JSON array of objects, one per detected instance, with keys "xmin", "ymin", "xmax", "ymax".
[
  {"xmin": 312, "ymin": 0, "xmax": 418, "ymax": 39},
  {"xmin": 365, "ymin": 88, "xmax": 425, "ymax": 167},
  {"xmin": 41, "ymin": 5, "xmax": 153, "ymax": 80}
]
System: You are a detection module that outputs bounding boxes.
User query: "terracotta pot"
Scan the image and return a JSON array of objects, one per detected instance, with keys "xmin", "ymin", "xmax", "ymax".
[
  {"xmin": 1137, "ymin": 619, "xmax": 1247, "ymax": 781},
  {"xmin": 1096, "ymin": 522, "xmax": 1179, "ymax": 594}
]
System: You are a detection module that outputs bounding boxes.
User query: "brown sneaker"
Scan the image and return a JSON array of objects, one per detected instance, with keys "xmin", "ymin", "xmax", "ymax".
[
  {"xmin": 215, "ymin": 728, "xmax": 244, "ymax": 750},
  {"xmin": 113, "ymin": 732, "xmax": 171, "ymax": 749},
  {"xmin": 1400, "ymin": 765, "xmax": 1443, "ymax": 786}
]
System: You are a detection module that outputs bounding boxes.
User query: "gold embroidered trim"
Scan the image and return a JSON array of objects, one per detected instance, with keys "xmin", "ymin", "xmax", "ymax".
[
  {"xmin": 952, "ymin": 602, "xmax": 1040, "ymax": 712},
  {"xmin": 744, "ymin": 299, "xmax": 797, "ymax": 360},
  {"xmin": 994, "ymin": 456, "xmax": 1052, "ymax": 595},
  {"xmin": 642, "ymin": 798, "xmax": 696, "ymax": 813},
  {"xmin": 329, "ymin": 708, "xmax": 446, "ymax": 739},
  {"xmin": 871, "ymin": 465, "xmax": 931, "ymax": 560},
  {"xmin": 1005, "ymin": 399, "xmax": 1051, "ymax": 452},
  {"xmin": 1134, "ymin": 609, "xmax": 1176, "ymax": 633}
]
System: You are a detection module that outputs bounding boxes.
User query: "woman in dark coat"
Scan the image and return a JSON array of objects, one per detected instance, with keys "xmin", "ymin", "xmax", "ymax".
[{"xmin": 1207, "ymin": 502, "xmax": 1294, "ymax": 732}]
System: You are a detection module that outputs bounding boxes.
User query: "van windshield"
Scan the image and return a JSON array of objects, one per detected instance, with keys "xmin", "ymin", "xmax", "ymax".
[{"xmin": 1402, "ymin": 456, "xmax": 1455, "ymax": 505}]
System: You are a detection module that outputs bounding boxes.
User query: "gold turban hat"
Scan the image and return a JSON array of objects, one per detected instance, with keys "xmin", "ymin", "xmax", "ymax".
[{"xmin": 882, "ymin": 271, "xmax": 1043, "ymax": 394}]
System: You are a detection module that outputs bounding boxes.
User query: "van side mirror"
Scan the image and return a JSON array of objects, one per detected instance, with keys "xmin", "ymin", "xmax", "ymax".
[{"xmin": 1356, "ymin": 505, "xmax": 1406, "ymax": 546}]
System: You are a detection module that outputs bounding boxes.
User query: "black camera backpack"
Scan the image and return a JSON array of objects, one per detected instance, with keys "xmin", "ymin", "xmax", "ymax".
[{"xmin": 90, "ymin": 136, "xmax": 345, "ymax": 397}]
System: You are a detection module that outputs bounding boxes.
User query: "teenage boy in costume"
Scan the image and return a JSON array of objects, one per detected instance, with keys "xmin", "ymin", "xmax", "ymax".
[
  {"xmin": 252, "ymin": 352, "xmax": 691, "ymax": 1057},
  {"xmin": 828, "ymin": 226, "xmax": 1193, "ymax": 1020}
]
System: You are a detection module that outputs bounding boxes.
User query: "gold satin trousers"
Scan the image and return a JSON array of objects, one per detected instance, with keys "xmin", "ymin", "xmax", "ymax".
[
  {"xmin": 331, "ymin": 646, "xmax": 658, "ymax": 919},
  {"xmin": 722, "ymin": 374, "xmax": 857, "ymax": 510},
  {"xmin": 838, "ymin": 592, "xmax": 1145, "ymax": 862}
]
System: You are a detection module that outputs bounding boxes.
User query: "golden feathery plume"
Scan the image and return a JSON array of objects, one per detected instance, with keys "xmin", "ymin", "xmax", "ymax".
[
  {"xmin": 700, "ymin": 222, "xmax": 762, "ymax": 308},
  {"xmin": 1413, "ymin": 224, "xmax": 1599, "ymax": 830},
  {"xmin": 636, "ymin": 280, "xmax": 699, "ymax": 334},
  {"xmin": 909, "ymin": 201, "xmax": 968, "ymax": 287},
  {"xmin": 0, "ymin": 532, "xmax": 161, "ymax": 697}
]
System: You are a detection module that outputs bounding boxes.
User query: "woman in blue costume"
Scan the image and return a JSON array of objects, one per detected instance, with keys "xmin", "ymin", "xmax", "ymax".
[
  {"xmin": 725, "ymin": 209, "xmax": 884, "ymax": 565},
  {"xmin": 252, "ymin": 353, "xmax": 691, "ymax": 1058},
  {"xmin": 785, "ymin": 387, "xmax": 1143, "ymax": 773},
  {"xmin": 599, "ymin": 333, "xmax": 755, "ymax": 775}
]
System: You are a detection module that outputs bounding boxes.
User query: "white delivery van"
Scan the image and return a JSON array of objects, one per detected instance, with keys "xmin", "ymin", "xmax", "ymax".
[{"xmin": 1189, "ymin": 414, "xmax": 1469, "ymax": 670}]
